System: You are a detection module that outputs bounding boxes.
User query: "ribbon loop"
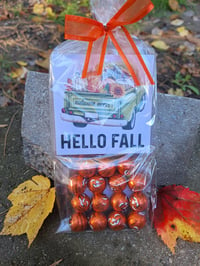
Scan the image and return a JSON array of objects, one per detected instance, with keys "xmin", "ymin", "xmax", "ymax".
[
  {"xmin": 108, "ymin": 0, "xmax": 154, "ymax": 26},
  {"xmin": 65, "ymin": 15, "xmax": 104, "ymax": 42},
  {"xmin": 65, "ymin": 0, "xmax": 155, "ymax": 85}
]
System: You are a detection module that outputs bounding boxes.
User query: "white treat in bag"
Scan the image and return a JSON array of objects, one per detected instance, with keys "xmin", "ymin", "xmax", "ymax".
[{"xmin": 50, "ymin": 0, "xmax": 157, "ymax": 232}]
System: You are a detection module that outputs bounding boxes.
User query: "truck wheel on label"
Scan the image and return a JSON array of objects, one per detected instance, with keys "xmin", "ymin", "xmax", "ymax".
[
  {"xmin": 73, "ymin": 122, "xmax": 87, "ymax": 128},
  {"xmin": 122, "ymin": 109, "xmax": 136, "ymax": 130}
]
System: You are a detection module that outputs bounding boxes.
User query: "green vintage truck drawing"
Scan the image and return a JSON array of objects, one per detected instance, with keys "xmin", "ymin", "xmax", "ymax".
[{"xmin": 61, "ymin": 86, "xmax": 146, "ymax": 130}]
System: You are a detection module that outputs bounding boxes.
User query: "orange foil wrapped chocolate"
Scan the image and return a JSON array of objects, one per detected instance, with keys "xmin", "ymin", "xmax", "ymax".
[
  {"xmin": 68, "ymin": 175, "xmax": 87, "ymax": 194},
  {"xmin": 127, "ymin": 212, "xmax": 146, "ymax": 229},
  {"xmin": 108, "ymin": 211, "xmax": 126, "ymax": 231},
  {"xmin": 89, "ymin": 212, "xmax": 107, "ymax": 231},
  {"xmin": 129, "ymin": 192, "xmax": 148, "ymax": 212},
  {"xmin": 78, "ymin": 160, "xmax": 96, "ymax": 178},
  {"xmin": 71, "ymin": 193, "xmax": 91, "ymax": 212},
  {"xmin": 70, "ymin": 213, "xmax": 88, "ymax": 232},
  {"xmin": 117, "ymin": 160, "xmax": 135, "ymax": 176},
  {"xmin": 97, "ymin": 159, "xmax": 116, "ymax": 177},
  {"xmin": 110, "ymin": 192, "xmax": 128, "ymax": 212},
  {"xmin": 109, "ymin": 174, "xmax": 127, "ymax": 191},
  {"xmin": 88, "ymin": 175, "xmax": 106, "ymax": 193},
  {"xmin": 128, "ymin": 173, "xmax": 146, "ymax": 191},
  {"xmin": 92, "ymin": 193, "xmax": 110, "ymax": 212}
]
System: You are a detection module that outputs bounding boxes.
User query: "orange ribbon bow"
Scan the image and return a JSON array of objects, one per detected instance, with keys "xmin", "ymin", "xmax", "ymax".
[{"xmin": 65, "ymin": 0, "xmax": 155, "ymax": 86}]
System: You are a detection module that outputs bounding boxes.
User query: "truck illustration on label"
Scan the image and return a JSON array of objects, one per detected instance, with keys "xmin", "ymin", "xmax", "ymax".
[
  {"xmin": 61, "ymin": 84, "xmax": 146, "ymax": 130},
  {"xmin": 60, "ymin": 64, "xmax": 147, "ymax": 129}
]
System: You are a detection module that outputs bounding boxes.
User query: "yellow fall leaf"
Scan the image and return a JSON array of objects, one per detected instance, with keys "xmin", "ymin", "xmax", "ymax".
[
  {"xmin": 45, "ymin": 7, "xmax": 56, "ymax": 19},
  {"xmin": 177, "ymin": 26, "xmax": 189, "ymax": 37},
  {"xmin": 10, "ymin": 66, "xmax": 28, "ymax": 80},
  {"xmin": 17, "ymin": 61, "xmax": 27, "ymax": 67},
  {"xmin": 0, "ymin": 175, "xmax": 55, "ymax": 247},
  {"xmin": 168, "ymin": 88, "xmax": 184, "ymax": 97},
  {"xmin": 159, "ymin": 218, "xmax": 200, "ymax": 254},
  {"xmin": 33, "ymin": 3, "xmax": 44, "ymax": 15},
  {"xmin": 151, "ymin": 40, "xmax": 169, "ymax": 51}
]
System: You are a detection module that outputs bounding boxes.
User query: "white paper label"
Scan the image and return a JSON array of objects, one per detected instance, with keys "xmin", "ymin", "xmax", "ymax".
[{"xmin": 51, "ymin": 54, "xmax": 155, "ymax": 155}]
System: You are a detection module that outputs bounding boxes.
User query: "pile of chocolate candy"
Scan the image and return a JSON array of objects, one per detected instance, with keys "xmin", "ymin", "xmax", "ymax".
[{"xmin": 66, "ymin": 158, "xmax": 150, "ymax": 232}]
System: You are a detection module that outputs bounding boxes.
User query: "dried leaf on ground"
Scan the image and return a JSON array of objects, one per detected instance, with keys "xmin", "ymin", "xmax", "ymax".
[
  {"xmin": 170, "ymin": 19, "xmax": 184, "ymax": 26},
  {"xmin": 0, "ymin": 15, "xmax": 9, "ymax": 21},
  {"xmin": 38, "ymin": 49, "xmax": 52, "ymax": 59},
  {"xmin": 57, "ymin": 24, "xmax": 65, "ymax": 34},
  {"xmin": 177, "ymin": 26, "xmax": 189, "ymax": 37},
  {"xmin": 154, "ymin": 185, "xmax": 200, "ymax": 254},
  {"xmin": 10, "ymin": 67, "xmax": 28, "ymax": 80},
  {"xmin": 186, "ymin": 34, "xmax": 200, "ymax": 47},
  {"xmin": 168, "ymin": 88, "xmax": 184, "ymax": 97},
  {"xmin": 151, "ymin": 27, "xmax": 163, "ymax": 36},
  {"xmin": 17, "ymin": 61, "xmax": 27, "ymax": 67},
  {"xmin": 45, "ymin": 7, "xmax": 56, "ymax": 19},
  {"xmin": 0, "ymin": 175, "xmax": 55, "ymax": 247},
  {"xmin": 168, "ymin": 0, "xmax": 180, "ymax": 11},
  {"xmin": 178, "ymin": 41, "xmax": 196, "ymax": 56},
  {"xmin": 35, "ymin": 57, "xmax": 49, "ymax": 70},
  {"xmin": 151, "ymin": 40, "xmax": 169, "ymax": 50},
  {"xmin": 31, "ymin": 16, "xmax": 45, "ymax": 23},
  {"xmin": 35, "ymin": 49, "xmax": 51, "ymax": 70},
  {"xmin": 33, "ymin": 3, "xmax": 45, "ymax": 15}
]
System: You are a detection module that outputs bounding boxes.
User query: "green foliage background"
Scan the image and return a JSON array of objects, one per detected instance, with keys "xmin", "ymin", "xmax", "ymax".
[
  {"xmin": 152, "ymin": 0, "xmax": 187, "ymax": 10},
  {"xmin": 47, "ymin": 0, "xmax": 188, "ymax": 24}
]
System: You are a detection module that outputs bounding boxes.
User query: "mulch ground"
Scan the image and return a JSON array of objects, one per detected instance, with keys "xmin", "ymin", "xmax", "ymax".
[{"xmin": 0, "ymin": 1, "xmax": 200, "ymax": 106}]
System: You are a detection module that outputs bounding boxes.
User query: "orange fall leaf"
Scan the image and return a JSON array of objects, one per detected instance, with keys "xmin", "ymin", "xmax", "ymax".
[{"xmin": 153, "ymin": 185, "xmax": 200, "ymax": 253}]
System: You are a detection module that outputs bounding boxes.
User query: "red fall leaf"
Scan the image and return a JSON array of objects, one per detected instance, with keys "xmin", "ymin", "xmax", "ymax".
[{"xmin": 153, "ymin": 185, "xmax": 200, "ymax": 253}]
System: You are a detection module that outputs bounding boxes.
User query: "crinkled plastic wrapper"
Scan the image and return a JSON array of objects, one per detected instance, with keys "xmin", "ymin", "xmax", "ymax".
[
  {"xmin": 49, "ymin": 0, "xmax": 157, "ymax": 233},
  {"xmin": 54, "ymin": 149, "xmax": 156, "ymax": 232}
]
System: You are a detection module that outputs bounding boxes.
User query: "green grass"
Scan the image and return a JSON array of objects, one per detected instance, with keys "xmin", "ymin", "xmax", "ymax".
[
  {"xmin": 48, "ymin": 0, "xmax": 190, "ymax": 24},
  {"xmin": 152, "ymin": 0, "xmax": 187, "ymax": 10},
  {"xmin": 172, "ymin": 72, "xmax": 199, "ymax": 95},
  {"xmin": 47, "ymin": 0, "xmax": 90, "ymax": 24}
]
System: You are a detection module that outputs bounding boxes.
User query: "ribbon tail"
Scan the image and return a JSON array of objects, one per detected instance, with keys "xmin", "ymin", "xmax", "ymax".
[
  {"xmin": 82, "ymin": 36, "xmax": 108, "ymax": 78},
  {"xmin": 121, "ymin": 26, "xmax": 154, "ymax": 85},
  {"xmin": 82, "ymin": 41, "xmax": 93, "ymax": 78},
  {"xmin": 97, "ymin": 33, "xmax": 109, "ymax": 75},
  {"xmin": 108, "ymin": 31, "xmax": 140, "ymax": 86}
]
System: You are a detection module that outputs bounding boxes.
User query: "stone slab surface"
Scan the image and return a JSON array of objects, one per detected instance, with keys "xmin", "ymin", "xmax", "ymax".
[
  {"xmin": 22, "ymin": 71, "xmax": 200, "ymax": 188},
  {"xmin": 152, "ymin": 90, "xmax": 200, "ymax": 188},
  {"xmin": 0, "ymin": 72, "xmax": 200, "ymax": 265}
]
